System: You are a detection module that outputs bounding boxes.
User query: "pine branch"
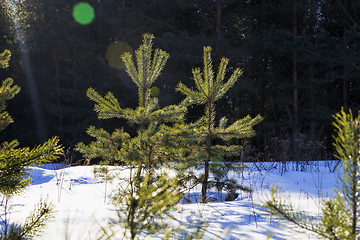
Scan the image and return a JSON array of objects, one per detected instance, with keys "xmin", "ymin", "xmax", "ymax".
[
  {"xmin": 0, "ymin": 50, "xmax": 11, "ymax": 69},
  {"xmin": 0, "ymin": 136, "xmax": 63, "ymax": 195},
  {"xmin": 150, "ymin": 104, "xmax": 187, "ymax": 123},
  {"xmin": 121, "ymin": 33, "xmax": 169, "ymax": 108},
  {"xmin": 202, "ymin": 46, "xmax": 214, "ymax": 94},
  {"xmin": 0, "ymin": 111, "xmax": 14, "ymax": 132},
  {"xmin": 87, "ymin": 88, "xmax": 124, "ymax": 119},
  {"xmin": 121, "ymin": 52, "xmax": 139, "ymax": 86},
  {"xmin": 265, "ymin": 186, "xmax": 332, "ymax": 239},
  {"xmin": 176, "ymin": 82, "xmax": 206, "ymax": 105},
  {"xmin": 0, "ymin": 78, "xmax": 21, "ymax": 131},
  {"xmin": 149, "ymin": 49, "xmax": 169, "ymax": 84},
  {"xmin": 266, "ymin": 201, "xmax": 328, "ymax": 239},
  {"xmin": 193, "ymin": 67, "xmax": 208, "ymax": 99},
  {"xmin": 21, "ymin": 199, "xmax": 54, "ymax": 238},
  {"xmin": 214, "ymin": 67, "xmax": 242, "ymax": 101}
]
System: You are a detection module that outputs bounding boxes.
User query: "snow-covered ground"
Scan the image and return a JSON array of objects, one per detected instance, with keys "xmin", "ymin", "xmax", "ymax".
[{"xmin": 6, "ymin": 161, "xmax": 339, "ymax": 239}]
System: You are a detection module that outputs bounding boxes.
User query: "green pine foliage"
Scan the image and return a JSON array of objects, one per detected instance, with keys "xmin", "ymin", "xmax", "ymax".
[
  {"xmin": 4, "ymin": 199, "xmax": 55, "ymax": 240},
  {"xmin": 175, "ymin": 46, "xmax": 263, "ymax": 203},
  {"xmin": 328, "ymin": 108, "xmax": 360, "ymax": 239},
  {"xmin": 265, "ymin": 107, "xmax": 360, "ymax": 239},
  {"xmin": 76, "ymin": 34, "xmax": 185, "ymax": 240},
  {"xmin": 0, "ymin": 49, "xmax": 10, "ymax": 69},
  {"xmin": 0, "ymin": 136, "xmax": 63, "ymax": 196},
  {"xmin": 77, "ymin": 34, "xmax": 262, "ymax": 237},
  {"xmin": 0, "ymin": 77, "xmax": 20, "ymax": 132},
  {"xmin": 76, "ymin": 33, "xmax": 188, "ymax": 167},
  {"xmin": 109, "ymin": 169, "xmax": 182, "ymax": 239},
  {"xmin": 0, "ymin": 50, "xmax": 63, "ymax": 239}
]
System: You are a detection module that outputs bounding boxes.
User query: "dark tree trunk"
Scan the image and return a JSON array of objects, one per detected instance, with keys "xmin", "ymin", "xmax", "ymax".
[{"xmin": 292, "ymin": 1, "xmax": 299, "ymax": 161}]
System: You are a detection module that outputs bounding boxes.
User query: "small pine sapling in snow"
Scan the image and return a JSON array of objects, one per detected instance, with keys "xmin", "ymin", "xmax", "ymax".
[
  {"xmin": 76, "ymin": 34, "xmax": 185, "ymax": 240},
  {"xmin": 265, "ymin": 107, "xmax": 360, "ymax": 239},
  {"xmin": 208, "ymin": 156, "xmax": 251, "ymax": 201},
  {"xmin": 175, "ymin": 46, "xmax": 263, "ymax": 203},
  {"xmin": 110, "ymin": 169, "xmax": 182, "ymax": 239}
]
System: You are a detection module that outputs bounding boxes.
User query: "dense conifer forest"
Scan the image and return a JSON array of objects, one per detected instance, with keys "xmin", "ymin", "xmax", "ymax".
[{"xmin": 1, "ymin": 0, "xmax": 360, "ymax": 162}]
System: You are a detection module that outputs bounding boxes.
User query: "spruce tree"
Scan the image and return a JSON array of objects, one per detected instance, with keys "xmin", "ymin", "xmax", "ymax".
[
  {"xmin": 76, "ymin": 34, "xmax": 185, "ymax": 240},
  {"xmin": 0, "ymin": 50, "xmax": 63, "ymax": 239},
  {"xmin": 176, "ymin": 46, "xmax": 263, "ymax": 203},
  {"xmin": 265, "ymin": 107, "xmax": 360, "ymax": 239}
]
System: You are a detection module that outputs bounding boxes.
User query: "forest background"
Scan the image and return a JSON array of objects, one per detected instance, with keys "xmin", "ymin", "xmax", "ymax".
[{"xmin": 0, "ymin": 0, "xmax": 359, "ymax": 163}]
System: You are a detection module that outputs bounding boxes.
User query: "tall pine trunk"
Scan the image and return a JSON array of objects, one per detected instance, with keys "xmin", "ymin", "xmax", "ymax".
[
  {"xmin": 292, "ymin": 1, "xmax": 299, "ymax": 161},
  {"xmin": 53, "ymin": 48, "xmax": 64, "ymax": 142},
  {"xmin": 214, "ymin": 0, "xmax": 222, "ymax": 57},
  {"xmin": 342, "ymin": 0, "xmax": 348, "ymax": 112}
]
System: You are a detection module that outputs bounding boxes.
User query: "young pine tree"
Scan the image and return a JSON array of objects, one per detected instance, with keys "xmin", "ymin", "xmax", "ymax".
[
  {"xmin": 76, "ymin": 34, "xmax": 185, "ymax": 240},
  {"xmin": 0, "ymin": 50, "xmax": 63, "ymax": 239},
  {"xmin": 176, "ymin": 46, "xmax": 263, "ymax": 203},
  {"xmin": 265, "ymin": 107, "xmax": 360, "ymax": 239}
]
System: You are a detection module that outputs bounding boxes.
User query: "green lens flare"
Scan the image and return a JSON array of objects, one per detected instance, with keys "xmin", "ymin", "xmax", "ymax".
[
  {"xmin": 73, "ymin": 2, "xmax": 95, "ymax": 25},
  {"xmin": 106, "ymin": 41, "xmax": 133, "ymax": 69},
  {"xmin": 150, "ymin": 86, "xmax": 160, "ymax": 97}
]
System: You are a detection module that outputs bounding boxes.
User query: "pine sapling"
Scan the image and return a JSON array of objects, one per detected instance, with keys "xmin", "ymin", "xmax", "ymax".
[
  {"xmin": 176, "ymin": 46, "xmax": 262, "ymax": 203},
  {"xmin": 265, "ymin": 108, "xmax": 360, "ymax": 239},
  {"xmin": 77, "ymin": 34, "xmax": 185, "ymax": 239}
]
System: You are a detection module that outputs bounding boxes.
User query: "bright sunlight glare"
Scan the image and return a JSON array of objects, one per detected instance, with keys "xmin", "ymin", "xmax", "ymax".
[{"xmin": 5, "ymin": 0, "xmax": 47, "ymax": 142}]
